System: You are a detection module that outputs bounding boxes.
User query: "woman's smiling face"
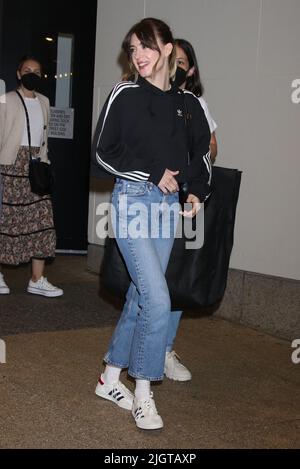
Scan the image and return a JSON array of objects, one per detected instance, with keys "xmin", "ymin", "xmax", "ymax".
[{"xmin": 129, "ymin": 33, "xmax": 170, "ymax": 80}]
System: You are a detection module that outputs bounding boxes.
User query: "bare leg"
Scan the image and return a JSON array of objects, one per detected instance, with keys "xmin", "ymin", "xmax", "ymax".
[{"xmin": 31, "ymin": 259, "xmax": 45, "ymax": 282}]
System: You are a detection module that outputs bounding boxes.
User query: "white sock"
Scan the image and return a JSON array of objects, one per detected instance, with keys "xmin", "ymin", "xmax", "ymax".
[
  {"xmin": 102, "ymin": 365, "xmax": 122, "ymax": 384},
  {"xmin": 135, "ymin": 379, "xmax": 151, "ymax": 400}
]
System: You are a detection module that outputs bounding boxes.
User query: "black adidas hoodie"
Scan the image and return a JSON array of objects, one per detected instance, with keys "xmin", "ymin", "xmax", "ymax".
[{"xmin": 91, "ymin": 76, "xmax": 212, "ymax": 202}]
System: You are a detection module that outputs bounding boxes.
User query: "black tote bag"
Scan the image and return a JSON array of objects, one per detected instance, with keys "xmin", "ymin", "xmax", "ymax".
[{"xmin": 100, "ymin": 166, "xmax": 242, "ymax": 310}]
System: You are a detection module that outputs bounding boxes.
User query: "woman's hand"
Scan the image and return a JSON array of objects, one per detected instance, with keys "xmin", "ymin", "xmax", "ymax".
[
  {"xmin": 158, "ymin": 169, "xmax": 180, "ymax": 194},
  {"xmin": 179, "ymin": 193, "xmax": 202, "ymax": 218}
]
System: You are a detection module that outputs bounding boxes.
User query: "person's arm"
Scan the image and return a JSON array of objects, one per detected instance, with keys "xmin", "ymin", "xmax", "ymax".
[
  {"xmin": 210, "ymin": 131, "xmax": 218, "ymax": 164},
  {"xmin": 0, "ymin": 99, "xmax": 6, "ymax": 154},
  {"xmin": 198, "ymin": 97, "xmax": 218, "ymax": 164},
  {"xmin": 181, "ymin": 114, "xmax": 211, "ymax": 218},
  {"xmin": 44, "ymin": 97, "xmax": 51, "ymax": 164},
  {"xmin": 186, "ymin": 96, "xmax": 212, "ymax": 204},
  {"xmin": 91, "ymin": 83, "xmax": 152, "ymax": 182}
]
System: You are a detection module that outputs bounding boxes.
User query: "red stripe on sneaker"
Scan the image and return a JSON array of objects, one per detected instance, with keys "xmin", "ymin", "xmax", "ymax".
[{"xmin": 99, "ymin": 377, "xmax": 105, "ymax": 385}]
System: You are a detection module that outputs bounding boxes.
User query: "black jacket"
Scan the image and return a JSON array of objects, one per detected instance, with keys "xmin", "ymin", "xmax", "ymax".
[{"xmin": 91, "ymin": 76, "xmax": 212, "ymax": 201}]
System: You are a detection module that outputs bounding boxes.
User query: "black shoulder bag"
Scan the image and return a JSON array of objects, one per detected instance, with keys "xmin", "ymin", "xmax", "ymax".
[{"xmin": 16, "ymin": 90, "xmax": 54, "ymax": 196}]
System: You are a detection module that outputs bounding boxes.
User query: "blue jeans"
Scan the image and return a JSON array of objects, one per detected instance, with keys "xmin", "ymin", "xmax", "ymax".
[
  {"xmin": 166, "ymin": 311, "xmax": 183, "ymax": 352},
  {"xmin": 110, "ymin": 287, "xmax": 183, "ymax": 354},
  {"xmin": 104, "ymin": 179, "xmax": 180, "ymax": 381}
]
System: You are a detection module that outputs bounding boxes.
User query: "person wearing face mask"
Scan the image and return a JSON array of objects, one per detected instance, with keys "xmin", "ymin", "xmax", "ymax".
[
  {"xmin": 0, "ymin": 56, "xmax": 63, "ymax": 297},
  {"xmin": 175, "ymin": 39, "xmax": 218, "ymax": 163},
  {"xmin": 162, "ymin": 39, "xmax": 219, "ymax": 382}
]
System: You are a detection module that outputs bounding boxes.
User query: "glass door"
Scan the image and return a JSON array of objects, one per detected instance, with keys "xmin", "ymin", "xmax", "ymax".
[{"xmin": 0, "ymin": 0, "xmax": 98, "ymax": 252}]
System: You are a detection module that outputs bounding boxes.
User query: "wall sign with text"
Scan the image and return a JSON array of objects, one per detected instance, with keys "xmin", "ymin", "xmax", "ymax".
[{"xmin": 49, "ymin": 107, "xmax": 75, "ymax": 139}]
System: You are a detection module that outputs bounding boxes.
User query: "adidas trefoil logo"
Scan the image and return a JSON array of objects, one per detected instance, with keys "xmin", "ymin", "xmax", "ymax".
[{"xmin": 177, "ymin": 109, "xmax": 183, "ymax": 118}]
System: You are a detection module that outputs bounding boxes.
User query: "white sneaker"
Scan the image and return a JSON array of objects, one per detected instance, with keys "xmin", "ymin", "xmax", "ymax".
[
  {"xmin": 132, "ymin": 392, "xmax": 164, "ymax": 430},
  {"xmin": 164, "ymin": 351, "xmax": 192, "ymax": 382},
  {"xmin": 95, "ymin": 375, "xmax": 134, "ymax": 411},
  {"xmin": 27, "ymin": 277, "xmax": 63, "ymax": 298},
  {"xmin": 0, "ymin": 273, "xmax": 10, "ymax": 295}
]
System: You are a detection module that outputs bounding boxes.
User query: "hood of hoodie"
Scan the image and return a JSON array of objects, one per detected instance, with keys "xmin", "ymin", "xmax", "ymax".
[{"xmin": 137, "ymin": 75, "xmax": 179, "ymax": 95}]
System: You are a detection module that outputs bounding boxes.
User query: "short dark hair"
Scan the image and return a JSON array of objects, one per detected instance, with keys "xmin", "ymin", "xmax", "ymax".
[{"xmin": 175, "ymin": 39, "xmax": 204, "ymax": 97}]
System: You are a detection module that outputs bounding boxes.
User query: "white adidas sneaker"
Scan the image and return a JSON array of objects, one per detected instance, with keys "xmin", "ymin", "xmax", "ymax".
[
  {"xmin": 132, "ymin": 392, "xmax": 164, "ymax": 430},
  {"xmin": 95, "ymin": 375, "xmax": 134, "ymax": 411}
]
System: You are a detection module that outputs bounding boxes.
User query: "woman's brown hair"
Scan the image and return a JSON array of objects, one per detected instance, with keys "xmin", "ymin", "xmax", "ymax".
[{"xmin": 122, "ymin": 18, "xmax": 177, "ymax": 80}]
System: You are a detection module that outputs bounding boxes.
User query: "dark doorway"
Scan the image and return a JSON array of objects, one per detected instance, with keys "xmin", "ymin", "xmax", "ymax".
[{"xmin": 0, "ymin": 0, "xmax": 98, "ymax": 252}]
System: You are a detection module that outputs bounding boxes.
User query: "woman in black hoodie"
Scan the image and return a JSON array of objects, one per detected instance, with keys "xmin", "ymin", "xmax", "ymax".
[{"xmin": 92, "ymin": 17, "xmax": 211, "ymax": 430}]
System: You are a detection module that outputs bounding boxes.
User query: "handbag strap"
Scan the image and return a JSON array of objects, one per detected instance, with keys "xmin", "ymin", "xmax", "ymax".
[{"xmin": 15, "ymin": 90, "xmax": 32, "ymax": 160}]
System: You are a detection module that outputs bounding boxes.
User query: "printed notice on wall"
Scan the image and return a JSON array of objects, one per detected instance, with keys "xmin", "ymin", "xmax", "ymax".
[{"xmin": 49, "ymin": 107, "xmax": 74, "ymax": 139}]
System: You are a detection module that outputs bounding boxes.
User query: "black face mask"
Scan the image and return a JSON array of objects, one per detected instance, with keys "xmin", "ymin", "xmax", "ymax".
[
  {"xmin": 174, "ymin": 66, "xmax": 188, "ymax": 88},
  {"xmin": 20, "ymin": 73, "xmax": 42, "ymax": 91}
]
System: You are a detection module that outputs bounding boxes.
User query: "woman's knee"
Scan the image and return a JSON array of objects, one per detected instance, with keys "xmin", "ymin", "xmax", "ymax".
[{"xmin": 140, "ymin": 284, "xmax": 171, "ymax": 315}]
